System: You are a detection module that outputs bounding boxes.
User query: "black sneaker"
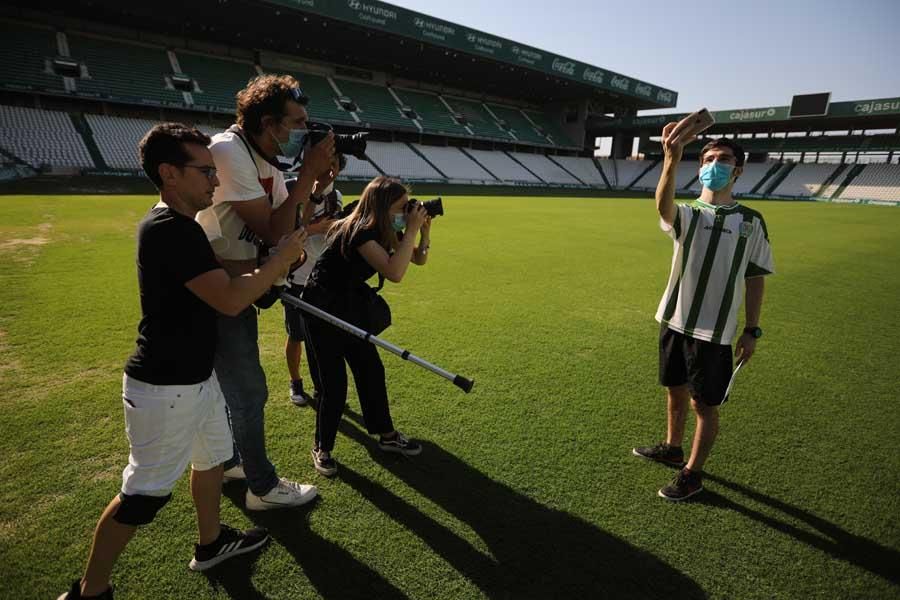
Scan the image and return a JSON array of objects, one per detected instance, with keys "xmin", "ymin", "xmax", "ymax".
[
  {"xmin": 290, "ymin": 379, "xmax": 313, "ymax": 407},
  {"xmin": 378, "ymin": 431, "xmax": 422, "ymax": 456},
  {"xmin": 58, "ymin": 581, "xmax": 113, "ymax": 599},
  {"xmin": 311, "ymin": 447, "xmax": 338, "ymax": 477},
  {"xmin": 658, "ymin": 469, "xmax": 704, "ymax": 501},
  {"xmin": 188, "ymin": 523, "xmax": 270, "ymax": 571},
  {"xmin": 632, "ymin": 442, "xmax": 685, "ymax": 467}
]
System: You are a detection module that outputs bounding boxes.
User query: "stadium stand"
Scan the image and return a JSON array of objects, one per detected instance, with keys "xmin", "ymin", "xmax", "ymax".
[
  {"xmin": 597, "ymin": 159, "xmax": 653, "ymax": 189},
  {"xmin": 336, "ymin": 79, "xmax": 413, "ymax": 131},
  {"xmin": 340, "ymin": 154, "xmax": 381, "ymax": 179},
  {"xmin": 485, "ymin": 103, "xmax": 548, "ymax": 145},
  {"xmin": 67, "ymin": 34, "xmax": 183, "ymax": 105},
  {"xmin": 85, "ymin": 114, "xmax": 158, "ymax": 169},
  {"xmin": 0, "ymin": 105, "xmax": 93, "ymax": 168},
  {"xmin": 412, "ymin": 144, "xmax": 497, "ymax": 182},
  {"xmin": 392, "ymin": 88, "xmax": 468, "ymax": 136},
  {"xmin": 364, "ymin": 141, "xmax": 443, "ymax": 180},
  {"xmin": 176, "ymin": 52, "xmax": 257, "ymax": 111},
  {"xmin": 838, "ymin": 163, "xmax": 900, "ymax": 201},
  {"xmin": 0, "ymin": 22, "xmax": 64, "ymax": 94},
  {"xmin": 442, "ymin": 96, "xmax": 509, "ymax": 141},
  {"xmin": 522, "ymin": 109, "xmax": 576, "ymax": 147},
  {"xmin": 278, "ymin": 71, "xmax": 352, "ymax": 125},
  {"xmin": 508, "ymin": 152, "xmax": 580, "ymax": 184},
  {"xmin": 548, "ymin": 156, "xmax": 607, "ymax": 187},
  {"xmin": 769, "ymin": 163, "xmax": 841, "ymax": 197},
  {"xmin": 464, "ymin": 149, "xmax": 541, "ymax": 182},
  {"xmin": 633, "ymin": 160, "xmax": 697, "ymax": 190}
]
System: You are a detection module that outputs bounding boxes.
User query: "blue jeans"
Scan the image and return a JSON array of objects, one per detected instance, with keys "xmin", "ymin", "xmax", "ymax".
[{"xmin": 218, "ymin": 307, "xmax": 279, "ymax": 496}]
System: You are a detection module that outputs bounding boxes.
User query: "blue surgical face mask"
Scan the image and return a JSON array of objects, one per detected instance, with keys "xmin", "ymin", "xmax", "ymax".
[
  {"xmin": 699, "ymin": 161, "xmax": 735, "ymax": 191},
  {"xmin": 273, "ymin": 125, "xmax": 308, "ymax": 159},
  {"xmin": 391, "ymin": 213, "xmax": 406, "ymax": 232}
]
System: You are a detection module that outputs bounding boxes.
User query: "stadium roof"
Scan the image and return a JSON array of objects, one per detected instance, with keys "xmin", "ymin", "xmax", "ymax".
[
  {"xmin": 10, "ymin": 0, "xmax": 677, "ymax": 110},
  {"xmin": 592, "ymin": 97, "xmax": 900, "ymax": 134}
]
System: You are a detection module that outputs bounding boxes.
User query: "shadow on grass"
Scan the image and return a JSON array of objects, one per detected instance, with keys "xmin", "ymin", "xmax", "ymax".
[
  {"xmin": 332, "ymin": 409, "xmax": 705, "ymax": 599},
  {"xmin": 698, "ymin": 473, "xmax": 899, "ymax": 585},
  {"xmin": 211, "ymin": 489, "xmax": 409, "ymax": 600}
]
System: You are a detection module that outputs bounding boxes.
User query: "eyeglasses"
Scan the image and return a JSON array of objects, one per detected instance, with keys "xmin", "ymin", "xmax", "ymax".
[
  {"xmin": 289, "ymin": 87, "xmax": 310, "ymax": 105},
  {"xmin": 181, "ymin": 164, "xmax": 218, "ymax": 181}
]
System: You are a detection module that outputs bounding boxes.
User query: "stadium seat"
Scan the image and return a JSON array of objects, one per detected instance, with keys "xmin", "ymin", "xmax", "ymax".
[
  {"xmin": 334, "ymin": 79, "xmax": 413, "ymax": 131},
  {"xmin": 442, "ymin": 96, "xmax": 510, "ymax": 141},
  {"xmin": 464, "ymin": 149, "xmax": 541, "ymax": 183},
  {"xmin": 0, "ymin": 23, "xmax": 65, "ymax": 94},
  {"xmin": 364, "ymin": 141, "xmax": 443, "ymax": 180},
  {"xmin": 521, "ymin": 109, "xmax": 576, "ymax": 147},
  {"xmin": 0, "ymin": 105, "xmax": 93, "ymax": 168},
  {"xmin": 770, "ymin": 163, "xmax": 842, "ymax": 197},
  {"xmin": 175, "ymin": 52, "xmax": 258, "ymax": 112},
  {"xmin": 548, "ymin": 156, "xmax": 607, "ymax": 187},
  {"xmin": 597, "ymin": 159, "xmax": 652, "ymax": 189},
  {"xmin": 68, "ymin": 34, "xmax": 183, "ymax": 105},
  {"xmin": 507, "ymin": 152, "xmax": 580, "ymax": 184},
  {"xmin": 485, "ymin": 104, "xmax": 549, "ymax": 145},
  {"xmin": 838, "ymin": 164, "xmax": 900, "ymax": 201},
  {"xmin": 392, "ymin": 88, "xmax": 468, "ymax": 136},
  {"xmin": 85, "ymin": 114, "xmax": 159, "ymax": 169},
  {"xmin": 412, "ymin": 144, "xmax": 497, "ymax": 182}
]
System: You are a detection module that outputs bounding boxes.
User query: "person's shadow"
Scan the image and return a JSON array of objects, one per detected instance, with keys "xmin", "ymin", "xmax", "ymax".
[
  {"xmin": 208, "ymin": 488, "xmax": 409, "ymax": 600},
  {"xmin": 335, "ymin": 409, "xmax": 705, "ymax": 599},
  {"xmin": 697, "ymin": 473, "xmax": 899, "ymax": 585}
]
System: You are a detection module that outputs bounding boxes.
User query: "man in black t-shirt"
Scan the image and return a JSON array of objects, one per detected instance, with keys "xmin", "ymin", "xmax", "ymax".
[{"xmin": 60, "ymin": 124, "xmax": 309, "ymax": 600}]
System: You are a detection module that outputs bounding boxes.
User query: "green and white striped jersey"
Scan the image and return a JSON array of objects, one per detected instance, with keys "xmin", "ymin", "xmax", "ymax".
[{"xmin": 655, "ymin": 200, "xmax": 774, "ymax": 345}]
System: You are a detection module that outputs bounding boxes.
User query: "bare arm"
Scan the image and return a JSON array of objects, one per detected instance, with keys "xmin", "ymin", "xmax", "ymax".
[
  {"xmin": 228, "ymin": 173, "xmax": 314, "ymax": 247},
  {"xmin": 185, "ymin": 229, "xmax": 305, "ymax": 316},
  {"xmin": 411, "ymin": 216, "xmax": 431, "ymax": 265},
  {"xmin": 357, "ymin": 205, "xmax": 428, "ymax": 282},
  {"xmin": 656, "ymin": 121, "xmax": 697, "ymax": 226},
  {"xmin": 735, "ymin": 276, "xmax": 765, "ymax": 363}
]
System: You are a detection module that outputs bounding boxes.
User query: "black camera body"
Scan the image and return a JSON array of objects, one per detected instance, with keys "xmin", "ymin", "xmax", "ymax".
[
  {"xmin": 407, "ymin": 197, "xmax": 444, "ymax": 218},
  {"xmin": 307, "ymin": 122, "xmax": 368, "ymax": 159}
]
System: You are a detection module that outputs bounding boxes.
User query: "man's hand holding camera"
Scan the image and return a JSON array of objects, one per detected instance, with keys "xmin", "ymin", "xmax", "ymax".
[{"xmin": 298, "ymin": 131, "xmax": 335, "ymax": 183}]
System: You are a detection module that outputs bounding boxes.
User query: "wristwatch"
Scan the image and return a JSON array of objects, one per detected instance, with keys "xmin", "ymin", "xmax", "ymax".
[{"xmin": 743, "ymin": 326, "xmax": 763, "ymax": 339}]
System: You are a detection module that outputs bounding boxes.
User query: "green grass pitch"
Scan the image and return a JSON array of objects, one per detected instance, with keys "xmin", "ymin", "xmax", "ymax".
[{"xmin": 1, "ymin": 194, "xmax": 898, "ymax": 599}]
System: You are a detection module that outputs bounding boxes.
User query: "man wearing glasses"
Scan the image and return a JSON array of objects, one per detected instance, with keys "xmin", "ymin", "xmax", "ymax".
[
  {"xmin": 60, "ymin": 123, "xmax": 308, "ymax": 599},
  {"xmin": 196, "ymin": 75, "xmax": 333, "ymax": 509}
]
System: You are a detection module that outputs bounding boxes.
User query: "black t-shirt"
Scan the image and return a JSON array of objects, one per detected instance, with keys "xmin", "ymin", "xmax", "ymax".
[
  {"xmin": 304, "ymin": 227, "xmax": 389, "ymax": 321},
  {"xmin": 307, "ymin": 227, "xmax": 383, "ymax": 291},
  {"xmin": 124, "ymin": 205, "xmax": 221, "ymax": 385}
]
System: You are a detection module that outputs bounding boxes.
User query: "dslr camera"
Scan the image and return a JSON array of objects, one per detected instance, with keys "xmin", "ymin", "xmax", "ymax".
[
  {"xmin": 406, "ymin": 197, "xmax": 444, "ymax": 218},
  {"xmin": 306, "ymin": 122, "xmax": 368, "ymax": 160}
]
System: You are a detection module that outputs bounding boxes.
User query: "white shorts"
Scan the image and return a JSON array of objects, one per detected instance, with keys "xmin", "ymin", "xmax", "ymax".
[{"xmin": 120, "ymin": 371, "xmax": 233, "ymax": 497}]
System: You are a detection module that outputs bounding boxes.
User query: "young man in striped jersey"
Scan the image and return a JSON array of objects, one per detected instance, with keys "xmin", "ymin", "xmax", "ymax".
[{"xmin": 633, "ymin": 124, "xmax": 774, "ymax": 501}]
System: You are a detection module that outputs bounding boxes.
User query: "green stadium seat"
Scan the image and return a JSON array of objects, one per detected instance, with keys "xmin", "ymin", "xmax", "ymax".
[
  {"xmin": 68, "ymin": 34, "xmax": 183, "ymax": 105},
  {"xmin": 522, "ymin": 109, "xmax": 577, "ymax": 147},
  {"xmin": 442, "ymin": 96, "xmax": 511, "ymax": 141},
  {"xmin": 485, "ymin": 104, "xmax": 549, "ymax": 145},
  {"xmin": 175, "ymin": 52, "xmax": 257, "ymax": 112},
  {"xmin": 0, "ymin": 23, "xmax": 66, "ymax": 94},
  {"xmin": 392, "ymin": 88, "xmax": 468, "ymax": 136},
  {"xmin": 332, "ymin": 78, "xmax": 414, "ymax": 131}
]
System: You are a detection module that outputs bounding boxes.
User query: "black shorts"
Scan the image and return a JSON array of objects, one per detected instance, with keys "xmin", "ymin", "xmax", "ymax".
[
  {"xmin": 659, "ymin": 325, "xmax": 733, "ymax": 406},
  {"xmin": 282, "ymin": 286, "xmax": 308, "ymax": 342}
]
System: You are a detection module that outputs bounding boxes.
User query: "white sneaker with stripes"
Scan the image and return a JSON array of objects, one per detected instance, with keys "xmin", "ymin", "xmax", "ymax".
[{"xmin": 245, "ymin": 477, "xmax": 318, "ymax": 511}]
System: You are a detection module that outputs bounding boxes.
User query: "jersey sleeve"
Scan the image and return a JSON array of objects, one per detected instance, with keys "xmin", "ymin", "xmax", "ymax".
[
  {"xmin": 745, "ymin": 216, "xmax": 775, "ymax": 277},
  {"xmin": 659, "ymin": 203, "xmax": 694, "ymax": 243}
]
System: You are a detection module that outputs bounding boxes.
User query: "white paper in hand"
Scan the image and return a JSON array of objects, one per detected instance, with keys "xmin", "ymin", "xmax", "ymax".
[{"xmin": 721, "ymin": 360, "xmax": 746, "ymax": 405}]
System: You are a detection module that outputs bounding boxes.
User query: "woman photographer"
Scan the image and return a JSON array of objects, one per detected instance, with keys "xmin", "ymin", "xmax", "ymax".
[{"xmin": 303, "ymin": 176, "xmax": 431, "ymax": 476}]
